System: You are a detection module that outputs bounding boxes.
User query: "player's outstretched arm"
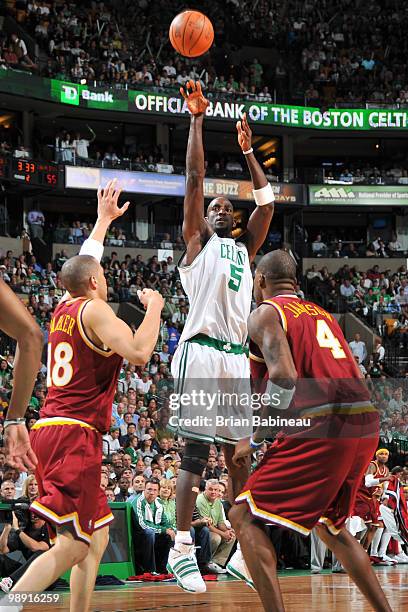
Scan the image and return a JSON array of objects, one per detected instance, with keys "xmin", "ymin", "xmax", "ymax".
[
  {"xmin": 0, "ymin": 280, "xmax": 43, "ymax": 471},
  {"xmin": 233, "ymin": 306, "xmax": 297, "ymax": 466},
  {"xmin": 82, "ymin": 289, "xmax": 164, "ymax": 365},
  {"xmin": 237, "ymin": 113, "xmax": 274, "ymax": 262},
  {"xmin": 180, "ymin": 81, "xmax": 212, "ymax": 260},
  {"xmin": 60, "ymin": 179, "xmax": 130, "ymax": 303}
]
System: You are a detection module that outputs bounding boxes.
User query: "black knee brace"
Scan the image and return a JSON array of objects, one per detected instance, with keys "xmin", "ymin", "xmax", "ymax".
[{"xmin": 180, "ymin": 441, "xmax": 210, "ymax": 476}]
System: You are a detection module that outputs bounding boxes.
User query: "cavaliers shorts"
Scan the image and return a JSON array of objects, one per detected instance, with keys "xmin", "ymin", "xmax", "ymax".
[
  {"xmin": 236, "ymin": 412, "xmax": 379, "ymax": 536},
  {"xmin": 353, "ymin": 494, "xmax": 381, "ymax": 526},
  {"xmin": 30, "ymin": 417, "xmax": 114, "ymax": 544}
]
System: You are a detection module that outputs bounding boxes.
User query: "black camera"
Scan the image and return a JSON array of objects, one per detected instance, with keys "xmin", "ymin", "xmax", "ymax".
[{"xmin": 0, "ymin": 501, "xmax": 30, "ymax": 528}]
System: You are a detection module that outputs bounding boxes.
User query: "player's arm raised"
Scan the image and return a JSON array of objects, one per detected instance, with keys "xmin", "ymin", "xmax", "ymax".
[
  {"xmin": 60, "ymin": 179, "xmax": 130, "ymax": 303},
  {"xmin": 233, "ymin": 306, "xmax": 297, "ymax": 466},
  {"xmin": 0, "ymin": 280, "xmax": 43, "ymax": 471},
  {"xmin": 237, "ymin": 113, "xmax": 274, "ymax": 262},
  {"xmin": 82, "ymin": 288, "xmax": 164, "ymax": 366},
  {"xmin": 180, "ymin": 81, "xmax": 212, "ymax": 261}
]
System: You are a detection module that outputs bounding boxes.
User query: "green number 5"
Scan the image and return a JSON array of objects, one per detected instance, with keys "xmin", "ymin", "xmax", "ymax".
[{"xmin": 229, "ymin": 264, "xmax": 243, "ymax": 292}]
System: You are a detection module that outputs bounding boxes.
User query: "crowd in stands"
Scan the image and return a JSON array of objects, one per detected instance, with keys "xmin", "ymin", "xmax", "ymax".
[
  {"xmin": 308, "ymin": 233, "xmax": 406, "ymax": 258},
  {"xmin": 322, "ymin": 164, "xmax": 408, "ymax": 186},
  {"xmin": 4, "ymin": 0, "xmax": 408, "ymax": 106}
]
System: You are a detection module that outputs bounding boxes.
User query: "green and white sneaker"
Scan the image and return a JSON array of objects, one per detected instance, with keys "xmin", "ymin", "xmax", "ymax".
[
  {"xmin": 226, "ymin": 548, "xmax": 255, "ymax": 590},
  {"xmin": 167, "ymin": 543, "xmax": 206, "ymax": 593}
]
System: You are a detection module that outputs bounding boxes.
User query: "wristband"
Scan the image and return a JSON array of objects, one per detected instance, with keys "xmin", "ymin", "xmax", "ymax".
[
  {"xmin": 249, "ymin": 435, "xmax": 265, "ymax": 449},
  {"xmin": 243, "ymin": 147, "xmax": 253, "ymax": 155},
  {"xmin": 265, "ymin": 380, "xmax": 295, "ymax": 410},
  {"xmin": 79, "ymin": 238, "xmax": 104, "ymax": 263},
  {"xmin": 253, "ymin": 182, "xmax": 274, "ymax": 206},
  {"xmin": 4, "ymin": 418, "xmax": 26, "ymax": 429}
]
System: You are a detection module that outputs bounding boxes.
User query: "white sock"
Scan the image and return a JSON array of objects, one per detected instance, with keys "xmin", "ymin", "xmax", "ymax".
[
  {"xmin": 370, "ymin": 528, "xmax": 383, "ymax": 556},
  {"xmin": 175, "ymin": 531, "xmax": 193, "ymax": 545},
  {"xmin": 378, "ymin": 532, "xmax": 392, "ymax": 558},
  {"xmin": 237, "ymin": 542, "xmax": 241, "ymax": 551}
]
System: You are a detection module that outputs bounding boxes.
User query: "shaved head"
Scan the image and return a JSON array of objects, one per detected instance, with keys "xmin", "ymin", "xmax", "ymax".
[
  {"xmin": 257, "ymin": 250, "xmax": 297, "ymax": 282},
  {"xmin": 207, "ymin": 197, "xmax": 234, "ymax": 214},
  {"xmin": 61, "ymin": 255, "xmax": 101, "ymax": 295}
]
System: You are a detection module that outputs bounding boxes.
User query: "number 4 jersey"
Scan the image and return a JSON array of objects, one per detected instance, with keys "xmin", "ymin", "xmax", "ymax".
[
  {"xmin": 42, "ymin": 297, "xmax": 123, "ymax": 433},
  {"xmin": 250, "ymin": 294, "xmax": 372, "ymax": 416},
  {"xmin": 178, "ymin": 234, "xmax": 253, "ymax": 345}
]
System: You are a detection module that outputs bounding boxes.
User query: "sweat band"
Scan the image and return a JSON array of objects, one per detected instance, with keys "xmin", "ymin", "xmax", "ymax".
[
  {"xmin": 79, "ymin": 238, "xmax": 104, "ymax": 263},
  {"xmin": 265, "ymin": 380, "xmax": 295, "ymax": 411},
  {"xmin": 253, "ymin": 182, "xmax": 274, "ymax": 206},
  {"xmin": 365, "ymin": 475, "xmax": 380, "ymax": 487}
]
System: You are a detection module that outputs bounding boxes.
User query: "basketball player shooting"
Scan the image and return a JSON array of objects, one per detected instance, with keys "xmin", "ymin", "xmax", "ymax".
[
  {"xmin": 229, "ymin": 250, "xmax": 391, "ymax": 612},
  {"xmin": 167, "ymin": 81, "xmax": 274, "ymax": 593},
  {"xmin": 0, "ymin": 180, "xmax": 164, "ymax": 612}
]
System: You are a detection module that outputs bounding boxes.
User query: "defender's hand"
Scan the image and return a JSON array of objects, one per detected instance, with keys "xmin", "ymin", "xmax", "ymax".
[
  {"xmin": 97, "ymin": 179, "xmax": 130, "ymax": 223},
  {"xmin": 137, "ymin": 289, "xmax": 165, "ymax": 311},
  {"xmin": 232, "ymin": 436, "xmax": 252, "ymax": 467},
  {"xmin": 236, "ymin": 113, "xmax": 252, "ymax": 152},
  {"xmin": 4, "ymin": 424, "xmax": 38, "ymax": 472},
  {"xmin": 180, "ymin": 80, "xmax": 209, "ymax": 116}
]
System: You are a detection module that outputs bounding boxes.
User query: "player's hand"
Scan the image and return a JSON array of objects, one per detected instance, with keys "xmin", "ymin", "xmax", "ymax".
[
  {"xmin": 137, "ymin": 288, "xmax": 165, "ymax": 311},
  {"xmin": 4, "ymin": 424, "xmax": 38, "ymax": 472},
  {"xmin": 232, "ymin": 436, "xmax": 252, "ymax": 467},
  {"xmin": 236, "ymin": 113, "xmax": 252, "ymax": 152},
  {"xmin": 180, "ymin": 80, "xmax": 209, "ymax": 116},
  {"xmin": 97, "ymin": 179, "xmax": 130, "ymax": 223}
]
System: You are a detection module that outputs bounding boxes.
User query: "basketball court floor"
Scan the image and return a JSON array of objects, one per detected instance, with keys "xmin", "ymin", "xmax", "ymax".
[{"xmin": 17, "ymin": 566, "xmax": 408, "ymax": 611}]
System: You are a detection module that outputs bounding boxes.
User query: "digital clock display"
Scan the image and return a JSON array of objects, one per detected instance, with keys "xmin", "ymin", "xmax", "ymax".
[{"xmin": 12, "ymin": 159, "xmax": 59, "ymax": 187}]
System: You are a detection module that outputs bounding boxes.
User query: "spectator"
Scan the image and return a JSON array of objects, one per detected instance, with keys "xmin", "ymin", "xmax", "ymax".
[
  {"xmin": 348, "ymin": 333, "xmax": 367, "ymax": 364},
  {"xmin": 196, "ymin": 480, "xmax": 236, "ymax": 572},
  {"xmin": 115, "ymin": 474, "xmax": 131, "ymax": 502},
  {"xmin": 27, "ymin": 207, "xmax": 45, "ymax": 241},
  {"xmin": 132, "ymin": 479, "xmax": 175, "ymax": 573}
]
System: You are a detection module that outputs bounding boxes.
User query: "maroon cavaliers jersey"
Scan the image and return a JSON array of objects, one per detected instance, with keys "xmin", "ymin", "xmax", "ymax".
[
  {"xmin": 250, "ymin": 294, "xmax": 371, "ymax": 416},
  {"xmin": 42, "ymin": 297, "xmax": 123, "ymax": 433}
]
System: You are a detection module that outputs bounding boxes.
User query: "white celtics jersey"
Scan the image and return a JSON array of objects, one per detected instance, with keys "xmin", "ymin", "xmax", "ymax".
[{"xmin": 178, "ymin": 233, "xmax": 253, "ymax": 345}]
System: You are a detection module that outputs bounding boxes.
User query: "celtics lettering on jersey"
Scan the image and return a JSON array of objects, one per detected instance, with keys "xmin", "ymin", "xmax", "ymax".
[
  {"xmin": 178, "ymin": 234, "xmax": 253, "ymax": 345},
  {"xmin": 220, "ymin": 241, "xmax": 247, "ymax": 292}
]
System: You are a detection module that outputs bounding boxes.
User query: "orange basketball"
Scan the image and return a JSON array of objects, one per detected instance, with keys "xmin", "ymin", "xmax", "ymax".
[{"xmin": 169, "ymin": 10, "xmax": 214, "ymax": 58}]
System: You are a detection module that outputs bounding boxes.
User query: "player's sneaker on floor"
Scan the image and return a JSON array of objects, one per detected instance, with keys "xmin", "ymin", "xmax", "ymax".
[
  {"xmin": 167, "ymin": 544, "xmax": 206, "ymax": 593},
  {"xmin": 370, "ymin": 556, "xmax": 390, "ymax": 566},
  {"xmin": 227, "ymin": 549, "xmax": 255, "ymax": 589},
  {"xmin": 207, "ymin": 561, "xmax": 227, "ymax": 574},
  {"xmin": 311, "ymin": 569, "xmax": 322, "ymax": 574},
  {"xmin": 381, "ymin": 555, "xmax": 397, "ymax": 565},
  {"xmin": 0, "ymin": 578, "xmax": 13, "ymax": 593},
  {"xmin": 393, "ymin": 552, "xmax": 408, "ymax": 563}
]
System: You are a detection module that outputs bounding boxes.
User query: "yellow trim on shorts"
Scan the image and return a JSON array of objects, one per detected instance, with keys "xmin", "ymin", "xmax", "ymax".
[
  {"xmin": 236, "ymin": 490, "xmax": 310, "ymax": 536},
  {"xmin": 31, "ymin": 417, "xmax": 98, "ymax": 431},
  {"xmin": 31, "ymin": 501, "xmax": 92, "ymax": 543},
  {"xmin": 249, "ymin": 352, "xmax": 265, "ymax": 363},
  {"xmin": 318, "ymin": 517, "xmax": 342, "ymax": 535}
]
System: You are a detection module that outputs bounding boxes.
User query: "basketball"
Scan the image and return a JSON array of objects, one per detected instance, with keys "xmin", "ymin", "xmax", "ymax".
[{"xmin": 169, "ymin": 10, "xmax": 214, "ymax": 58}]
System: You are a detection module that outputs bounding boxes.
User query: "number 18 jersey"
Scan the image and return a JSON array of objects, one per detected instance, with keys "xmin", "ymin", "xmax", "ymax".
[
  {"xmin": 178, "ymin": 234, "xmax": 253, "ymax": 345},
  {"xmin": 42, "ymin": 297, "xmax": 123, "ymax": 433}
]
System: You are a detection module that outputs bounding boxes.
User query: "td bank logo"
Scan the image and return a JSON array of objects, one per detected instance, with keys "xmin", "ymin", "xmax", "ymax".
[
  {"xmin": 314, "ymin": 187, "xmax": 356, "ymax": 200},
  {"xmin": 60, "ymin": 84, "xmax": 113, "ymax": 105},
  {"xmin": 60, "ymin": 84, "xmax": 80, "ymax": 105}
]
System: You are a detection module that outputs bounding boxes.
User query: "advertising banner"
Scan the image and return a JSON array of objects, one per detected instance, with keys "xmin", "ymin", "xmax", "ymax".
[
  {"xmin": 2, "ymin": 70, "xmax": 408, "ymax": 130},
  {"xmin": 309, "ymin": 185, "xmax": 408, "ymax": 206}
]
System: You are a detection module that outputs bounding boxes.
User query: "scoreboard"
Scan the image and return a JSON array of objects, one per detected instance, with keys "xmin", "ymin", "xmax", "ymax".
[{"xmin": 11, "ymin": 158, "xmax": 59, "ymax": 187}]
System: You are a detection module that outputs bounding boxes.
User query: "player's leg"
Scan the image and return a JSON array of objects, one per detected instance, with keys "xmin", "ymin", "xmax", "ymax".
[
  {"xmin": 167, "ymin": 439, "xmax": 209, "ymax": 593},
  {"xmin": 229, "ymin": 503, "xmax": 284, "ymax": 612},
  {"xmin": 315, "ymin": 523, "xmax": 392, "ymax": 612},
  {"xmin": 69, "ymin": 526, "xmax": 109, "ymax": 612},
  {"xmin": 9, "ymin": 530, "xmax": 88, "ymax": 593}
]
